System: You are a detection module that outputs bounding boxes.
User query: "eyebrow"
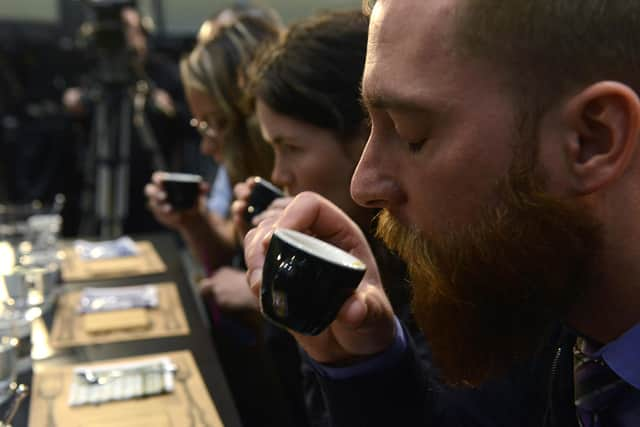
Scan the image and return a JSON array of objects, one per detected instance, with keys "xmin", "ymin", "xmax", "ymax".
[
  {"xmin": 361, "ymin": 89, "xmax": 429, "ymax": 113},
  {"xmin": 266, "ymin": 135, "xmax": 295, "ymax": 145}
]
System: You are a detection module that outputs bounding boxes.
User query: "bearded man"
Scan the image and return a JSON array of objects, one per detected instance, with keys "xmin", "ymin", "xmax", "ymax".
[{"xmin": 244, "ymin": 0, "xmax": 640, "ymax": 425}]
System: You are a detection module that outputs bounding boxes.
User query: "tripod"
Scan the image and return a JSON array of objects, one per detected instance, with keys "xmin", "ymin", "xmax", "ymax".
[{"xmin": 79, "ymin": 78, "xmax": 167, "ymax": 238}]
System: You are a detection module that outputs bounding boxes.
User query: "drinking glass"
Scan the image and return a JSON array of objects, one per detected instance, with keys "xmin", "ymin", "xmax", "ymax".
[{"xmin": 0, "ymin": 336, "xmax": 18, "ymax": 406}]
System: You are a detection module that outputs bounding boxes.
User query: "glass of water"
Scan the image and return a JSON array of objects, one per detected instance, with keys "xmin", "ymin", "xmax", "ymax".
[
  {"xmin": 0, "ymin": 269, "xmax": 40, "ymax": 369},
  {"xmin": 0, "ymin": 336, "xmax": 18, "ymax": 405}
]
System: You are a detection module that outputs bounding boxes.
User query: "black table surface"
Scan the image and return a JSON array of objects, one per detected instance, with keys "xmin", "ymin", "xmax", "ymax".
[{"xmin": 5, "ymin": 232, "xmax": 242, "ymax": 427}]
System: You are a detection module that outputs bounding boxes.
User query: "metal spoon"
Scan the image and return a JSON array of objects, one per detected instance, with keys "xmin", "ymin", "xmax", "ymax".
[
  {"xmin": 2, "ymin": 383, "xmax": 28, "ymax": 427},
  {"xmin": 77, "ymin": 364, "xmax": 176, "ymax": 385}
]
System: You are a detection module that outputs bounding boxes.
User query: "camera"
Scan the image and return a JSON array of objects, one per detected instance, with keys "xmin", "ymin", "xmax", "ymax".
[
  {"xmin": 83, "ymin": 0, "xmax": 138, "ymax": 84},
  {"xmin": 90, "ymin": 0, "xmax": 136, "ymax": 51}
]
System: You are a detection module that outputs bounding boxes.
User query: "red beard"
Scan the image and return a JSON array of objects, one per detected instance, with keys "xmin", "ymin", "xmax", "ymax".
[{"xmin": 376, "ymin": 168, "xmax": 602, "ymax": 386}]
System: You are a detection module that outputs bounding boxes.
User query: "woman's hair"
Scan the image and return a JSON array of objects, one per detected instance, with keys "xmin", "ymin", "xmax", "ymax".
[
  {"xmin": 247, "ymin": 10, "xmax": 369, "ymax": 141},
  {"xmin": 180, "ymin": 5, "xmax": 282, "ymax": 183}
]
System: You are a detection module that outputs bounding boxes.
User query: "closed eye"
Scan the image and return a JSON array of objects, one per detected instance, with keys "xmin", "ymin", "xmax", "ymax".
[{"xmin": 408, "ymin": 139, "xmax": 427, "ymax": 153}]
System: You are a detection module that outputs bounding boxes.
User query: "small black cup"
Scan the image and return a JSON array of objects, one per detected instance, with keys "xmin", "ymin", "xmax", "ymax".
[
  {"xmin": 245, "ymin": 177, "xmax": 285, "ymax": 224},
  {"xmin": 261, "ymin": 228, "xmax": 367, "ymax": 336},
  {"xmin": 160, "ymin": 172, "xmax": 202, "ymax": 210}
]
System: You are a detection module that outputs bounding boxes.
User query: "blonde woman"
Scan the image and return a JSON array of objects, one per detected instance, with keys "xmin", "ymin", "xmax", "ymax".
[{"xmin": 145, "ymin": 6, "xmax": 281, "ymax": 274}]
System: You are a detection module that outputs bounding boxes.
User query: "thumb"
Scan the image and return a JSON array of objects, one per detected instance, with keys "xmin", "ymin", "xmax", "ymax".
[
  {"xmin": 337, "ymin": 294, "xmax": 368, "ymax": 326},
  {"xmin": 332, "ymin": 284, "xmax": 396, "ymax": 357}
]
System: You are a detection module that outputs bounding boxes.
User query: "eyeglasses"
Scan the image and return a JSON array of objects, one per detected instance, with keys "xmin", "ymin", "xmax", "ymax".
[{"xmin": 189, "ymin": 117, "xmax": 227, "ymax": 139}]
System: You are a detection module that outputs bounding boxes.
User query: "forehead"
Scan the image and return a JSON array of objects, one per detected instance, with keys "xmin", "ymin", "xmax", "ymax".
[
  {"xmin": 256, "ymin": 99, "xmax": 329, "ymax": 141},
  {"xmin": 363, "ymin": 0, "xmax": 462, "ymax": 105}
]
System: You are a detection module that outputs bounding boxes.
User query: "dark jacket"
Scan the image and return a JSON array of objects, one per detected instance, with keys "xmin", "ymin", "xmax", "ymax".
[{"xmin": 313, "ymin": 324, "xmax": 579, "ymax": 427}]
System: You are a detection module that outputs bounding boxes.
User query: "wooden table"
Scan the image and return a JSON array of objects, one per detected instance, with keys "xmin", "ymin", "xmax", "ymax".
[{"xmin": 4, "ymin": 233, "xmax": 242, "ymax": 427}]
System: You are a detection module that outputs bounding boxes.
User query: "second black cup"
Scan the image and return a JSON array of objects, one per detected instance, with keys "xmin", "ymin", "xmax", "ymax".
[
  {"xmin": 245, "ymin": 177, "xmax": 284, "ymax": 224},
  {"xmin": 160, "ymin": 172, "xmax": 202, "ymax": 210}
]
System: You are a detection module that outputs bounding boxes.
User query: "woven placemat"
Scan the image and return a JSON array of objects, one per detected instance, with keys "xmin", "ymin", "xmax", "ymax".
[
  {"xmin": 50, "ymin": 283, "xmax": 189, "ymax": 348},
  {"xmin": 29, "ymin": 350, "xmax": 224, "ymax": 427},
  {"xmin": 61, "ymin": 241, "xmax": 167, "ymax": 282}
]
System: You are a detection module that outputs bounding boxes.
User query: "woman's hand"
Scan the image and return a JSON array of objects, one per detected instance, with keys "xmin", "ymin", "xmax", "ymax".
[
  {"xmin": 200, "ymin": 267, "xmax": 258, "ymax": 312},
  {"xmin": 231, "ymin": 176, "xmax": 293, "ymax": 239},
  {"xmin": 230, "ymin": 177, "xmax": 256, "ymax": 239},
  {"xmin": 144, "ymin": 171, "xmax": 209, "ymax": 230}
]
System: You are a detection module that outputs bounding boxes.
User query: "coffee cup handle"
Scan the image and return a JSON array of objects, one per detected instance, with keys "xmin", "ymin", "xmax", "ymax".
[{"xmin": 266, "ymin": 256, "xmax": 298, "ymax": 318}]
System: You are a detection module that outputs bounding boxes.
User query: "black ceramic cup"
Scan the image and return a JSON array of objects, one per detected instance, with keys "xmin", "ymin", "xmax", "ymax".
[
  {"xmin": 261, "ymin": 228, "xmax": 367, "ymax": 336},
  {"xmin": 245, "ymin": 177, "xmax": 285, "ymax": 224},
  {"xmin": 160, "ymin": 172, "xmax": 202, "ymax": 210}
]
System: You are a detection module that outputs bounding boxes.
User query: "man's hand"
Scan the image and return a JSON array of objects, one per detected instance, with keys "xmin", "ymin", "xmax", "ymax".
[
  {"xmin": 62, "ymin": 87, "xmax": 87, "ymax": 116},
  {"xmin": 200, "ymin": 267, "xmax": 258, "ymax": 312},
  {"xmin": 244, "ymin": 192, "xmax": 396, "ymax": 364},
  {"xmin": 144, "ymin": 171, "xmax": 209, "ymax": 230}
]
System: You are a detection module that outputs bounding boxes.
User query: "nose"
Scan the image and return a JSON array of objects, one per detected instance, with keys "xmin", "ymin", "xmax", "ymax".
[
  {"xmin": 270, "ymin": 155, "xmax": 292, "ymax": 190},
  {"xmin": 200, "ymin": 136, "xmax": 223, "ymax": 162},
  {"xmin": 351, "ymin": 135, "xmax": 404, "ymax": 209},
  {"xmin": 200, "ymin": 137, "xmax": 213, "ymax": 155}
]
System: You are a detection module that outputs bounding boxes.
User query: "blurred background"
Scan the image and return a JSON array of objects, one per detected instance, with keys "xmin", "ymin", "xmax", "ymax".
[{"xmin": 0, "ymin": 0, "xmax": 360, "ymax": 237}]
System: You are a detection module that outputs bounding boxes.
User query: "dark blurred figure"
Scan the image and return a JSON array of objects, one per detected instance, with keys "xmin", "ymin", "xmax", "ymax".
[
  {"xmin": 0, "ymin": 51, "xmax": 21, "ymax": 202},
  {"xmin": 0, "ymin": 39, "xmax": 85, "ymax": 235},
  {"xmin": 64, "ymin": 6, "xmax": 190, "ymax": 236}
]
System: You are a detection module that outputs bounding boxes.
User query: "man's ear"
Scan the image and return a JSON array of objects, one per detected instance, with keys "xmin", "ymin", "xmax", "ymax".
[{"xmin": 563, "ymin": 82, "xmax": 640, "ymax": 194}]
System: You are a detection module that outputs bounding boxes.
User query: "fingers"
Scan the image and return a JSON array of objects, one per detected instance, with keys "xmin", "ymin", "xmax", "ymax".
[
  {"xmin": 201, "ymin": 268, "xmax": 259, "ymax": 311},
  {"xmin": 244, "ymin": 215, "xmax": 279, "ymax": 296},
  {"xmin": 273, "ymin": 192, "xmax": 362, "ymax": 244},
  {"xmin": 144, "ymin": 183, "xmax": 170, "ymax": 212},
  {"xmin": 144, "ymin": 182, "xmax": 166, "ymax": 201},
  {"xmin": 231, "ymin": 177, "xmax": 258, "ymax": 238},
  {"xmin": 198, "ymin": 275, "xmax": 214, "ymax": 291},
  {"xmin": 338, "ymin": 293, "xmax": 369, "ymax": 327},
  {"xmin": 231, "ymin": 202, "xmax": 249, "ymax": 241},
  {"xmin": 145, "ymin": 174, "xmax": 181, "ymax": 221},
  {"xmin": 251, "ymin": 210, "xmax": 278, "ymax": 227},
  {"xmin": 267, "ymin": 197, "xmax": 294, "ymax": 210},
  {"xmin": 233, "ymin": 177, "xmax": 255, "ymax": 201},
  {"xmin": 148, "ymin": 172, "xmax": 169, "ymax": 210},
  {"xmin": 231, "ymin": 199, "xmax": 248, "ymax": 218},
  {"xmin": 151, "ymin": 171, "xmax": 167, "ymax": 185},
  {"xmin": 294, "ymin": 284, "xmax": 396, "ymax": 362},
  {"xmin": 153, "ymin": 89, "xmax": 176, "ymax": 117},
  {"xmin": 231, "ymin": 198, "xmax": 248, "ymax": 223},
  {"xmin": 335, "ymin": 285, "xmax": 396, "ymax": 355},
  {"xmin": 250, "ymin": 197, "xmax": 293, "ymax": 225},
  {"xmin": 199, "ymin": 181, "xmax": 210, "ymax": 196}
]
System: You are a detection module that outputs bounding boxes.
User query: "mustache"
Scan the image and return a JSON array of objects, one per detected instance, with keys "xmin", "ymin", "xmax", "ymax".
[{"xmin": 375, "ymin": 210, "xmax": 440, "ymax": 294}]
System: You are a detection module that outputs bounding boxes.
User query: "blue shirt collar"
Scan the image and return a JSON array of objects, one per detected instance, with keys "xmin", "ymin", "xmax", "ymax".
[{"xmin": 592, "ymin": 322, "xmax": 640, "ymax": 390}]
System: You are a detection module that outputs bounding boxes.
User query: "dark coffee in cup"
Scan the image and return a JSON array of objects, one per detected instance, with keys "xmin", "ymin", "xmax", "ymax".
[
  {"xmin": 160, "ymin": 173, "xmax": 202, "ymax": 210},
  {"xmin": 261, "ymin": 228, "xmax": 366, "ymax": 335},
  {"xmin": 245, "ymin": 177, "xmax": 284, "ymax": 224}
]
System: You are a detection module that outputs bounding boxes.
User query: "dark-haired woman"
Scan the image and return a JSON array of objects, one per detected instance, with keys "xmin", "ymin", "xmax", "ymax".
[
  {"xmin": 223, "ymin": 11, "xmax": 421, "ymax": 426},
  {"xmin": 144, "ymin": 8, "xmax": 304, "ymax": 427}
]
